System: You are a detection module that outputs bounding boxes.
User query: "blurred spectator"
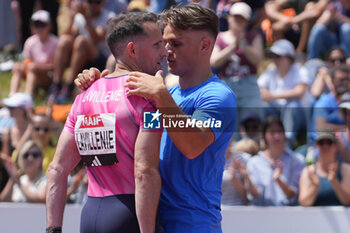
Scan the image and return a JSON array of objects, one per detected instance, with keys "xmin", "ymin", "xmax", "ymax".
[
  {"xmin": 51, "ymin": 0, "xmax": 115, "ymax": 103},
  {"xmin": 127, "ymin": 0, "xmax": 148, "ymax": 12},
  {"xmin": 243, "ymin": 0, "xmax": 267, "ymax": 31},
  {"xmin": 1, "ymin": 93, "xmax": 33, "ymax": 158},
  {"xmin": 247, "ymin": 116, "xmax": 305, "ymax": 206},
  {"xmin": 222, "ymin": 138, "xmax": 259, "ymax": 205},
  {"xmin": 307, "ymin": 0, "xmax": 350, "ymax": 60},
  {"xmin": 31, "ymin": 114, "xmax": 58, "ymax": 173},
  {"xmin": 299, "ymin": 131, "xmax": 350, "ymax": 206},
  {"xmin": 147, "ymin": 0, "xmax": 177, "ymax": 13},
  {"xmin": 310, "ymin": 47, "xmax": 347, "ymax": 99},
  {"xmin": 238, "ymin": 112, "xmax": 263, "ymax": 148},
  {"xmin": 312, "ymin": 65, "xmax": 349, "ymax": 140},
  {"xmin": 17, "ymin": 0, "xmax": 60, "ymax": 46},
  {"xmin": 258, "ymin": 39, "xmax": 308, "ymax": 146},
  {"xmin": 9, "ymin": 10, "xmax": 58, "ymax": 97},
  {"xmin": 0, "ymin": 140, "xmax": 46, "ymax": 203},
  {"xmin": 215, "ymin": 0, "xmax": 234, "ymax": 31},
  {"xmin": 264, "ymin": 0, "xmax": 330, "ymax": 58},
  {"xmin": 216, "ymin": 0, "xmax": 266, "ymax": 32},
  {"xmin": 337, "ymin": 91, "xmax": 350, "ymax": 163},
  {"xmin": 105, "ymin": 0, "xmax": 128, "ymax": 14},
  {"xmin": 211, "ymin": 2, "xmax": 264, "ymax": 130}
]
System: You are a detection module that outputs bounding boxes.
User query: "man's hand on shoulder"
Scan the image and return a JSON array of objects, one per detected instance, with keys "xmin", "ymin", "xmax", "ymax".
[
  {"xmin": 75, "ymin": 68, "xmax": 109, "ymax": 91},
  {"xmin": 125, "ymin": 70, "xmax": 167, "ymax": 103}
]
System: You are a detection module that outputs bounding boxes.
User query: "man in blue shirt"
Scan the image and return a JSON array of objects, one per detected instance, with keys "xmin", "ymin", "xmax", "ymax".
[
  {"xmin": 125, "ymin": 5, "xmax": 236, "ymax": 232},
  {"xmin": 311, "ymin": 65, "xmax": 349, "ymax": 143},
  {"xmin": 76, "ymin": 4, "xmax": 236, "ymax": 233}
]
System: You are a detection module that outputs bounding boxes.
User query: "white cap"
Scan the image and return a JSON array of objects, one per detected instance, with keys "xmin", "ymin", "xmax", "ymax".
[
  {"xmin": 229, "ymin": 2, "xmax": 252, "ymax": 21},
  {"xmin": 2, "ymin": 93, "xmax": 33, "ymax": 110},
  {"xmin": 269, "ymin": 39, "xmax": 295, "ymax": 58},
  {"xmin": 31, "ymin": 10, "xmax": 51, "ymax": 23}
]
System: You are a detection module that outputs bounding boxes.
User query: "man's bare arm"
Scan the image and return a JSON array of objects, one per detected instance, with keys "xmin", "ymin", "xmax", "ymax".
[
  {"xmin": 46, "ymin": 131, "xmax": 81, "ymax": 228},
  {"xmin": 134, "ymin": 130, "xmax": 161, "ymax": 233}
]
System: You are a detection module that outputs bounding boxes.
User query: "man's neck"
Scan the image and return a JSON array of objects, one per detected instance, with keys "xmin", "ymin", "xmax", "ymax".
[
  {"xmin": 178, "ymin": 65, "xmax": 213, "ymax": 90},
  {"xmin": 109, "ymin": 61, "xmax": 137, "ymax": 77}
]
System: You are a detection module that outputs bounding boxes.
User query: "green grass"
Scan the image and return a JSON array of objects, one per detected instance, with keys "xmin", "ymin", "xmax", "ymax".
[
  {"xmin": 0, "ymin": 71, "xmax": 48, "ymax": 106},
  {"xmin": 0, "ymin": 72, "xmax": 11, "ymax": 100}
]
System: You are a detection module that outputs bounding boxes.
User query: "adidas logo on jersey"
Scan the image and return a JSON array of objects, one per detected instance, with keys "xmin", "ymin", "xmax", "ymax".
[{"xmin": 91, "ymin": 156, "xmax": 102, "ymax": 166}]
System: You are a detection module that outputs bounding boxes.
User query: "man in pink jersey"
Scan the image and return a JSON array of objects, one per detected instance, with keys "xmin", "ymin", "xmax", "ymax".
[{"xmin": 46, "ymin": 12, "xmax": 167, "ymax": 233}]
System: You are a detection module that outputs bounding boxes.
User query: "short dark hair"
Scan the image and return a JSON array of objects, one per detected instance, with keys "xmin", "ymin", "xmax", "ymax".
[
  {"xmin": 262, "ymin": 116, "xmax": 285, "ymax": 144},
  {"xmin": 330, "ymin": 64, "xmax": 349, "ymax": 79},
  {"xmin": 106, "ymin": 12, "xmax": 158, "ymax": 58},
  {"xmin": 326, "ymin": 46, "xmax": 347, "ymax": 60},
  {"xmin": 159, "ymin": 3, "xmax": 219, "ymax": 39}
]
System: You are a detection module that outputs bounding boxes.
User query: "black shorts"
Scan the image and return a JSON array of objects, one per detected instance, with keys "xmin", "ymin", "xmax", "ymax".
[{"xmin": 80, "ymin": 194, "xmax": 163, "ymax": 233}]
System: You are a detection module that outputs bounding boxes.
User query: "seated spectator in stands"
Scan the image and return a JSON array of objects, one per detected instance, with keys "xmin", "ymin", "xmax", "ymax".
[
  {"xmin": 216, "ymin": 0, "xmax": 266, "ymax": 32},
  {"xmin": 31, "ymin": 114, "xmax": 57, "ymax": 173},
  {"xmin": 264, "ymin": 0, "xmax": 330, "ymax": 57},
  {"xmin": 307, "ymin": 0, "xmax": 350, "ymax": 60},
  {"xmin": 9, "ymin": 10, "xmax": 58, "ymax": 97},
  {"xmin": 222, "ymin": 138, "xmax": 259, "ymax": 205},
  {"xmin": 312, "ymin": 65, "xmax": 349, "ymax": 140},
  {"xmin": 239, "ymin": 112, "xmax": 263, "ymax": 148},
  {"xmin": 1, "ymin": 93, "xmax": 33, "ymax": 159},
  {"xmin": 51, "ymin": 0, "xmax": 115, "ymax": 103},
  {"xmin": 299, "ymin": 131, "xmax": 350, "ymax": 206},
  {"xmin": 258, "ymin": 39, "xmax": 309, "ymax": 146},
  {"xmin": 337, "ymin": 92, "xmax": 350, "ymax": 163},
  {"xmin": 310, "ymin": 47, "xmax": 348, "ymax": 99},
  {"xmin": 247, "ymin": 116, "xmax": 305, "ymax": 206},
  {"xmin": 210, "ymin": 2, "xmax": 264, "ymax": 128},
  {"xmin": 0, "ymin": 140, "xmax": 46, "ymax": 203}
]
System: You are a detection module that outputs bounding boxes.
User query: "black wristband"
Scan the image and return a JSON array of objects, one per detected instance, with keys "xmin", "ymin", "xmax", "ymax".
[{"xmin": 46, "ymin": 226, "xmax": 62, "ymax": 233}]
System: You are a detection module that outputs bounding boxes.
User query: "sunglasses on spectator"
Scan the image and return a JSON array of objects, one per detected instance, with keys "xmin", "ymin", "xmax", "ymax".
[
  {"xmin": 34, "ymin": 127, "xmax": 50, "ymax": 132},
  {"xmin": 88, "ymin": 0, "xmax": 103, "ymax": 4},
  {"xmin": 316, "ymin": 139, "xmax": 334, "ymax": 146},
  {"xmin": 329, "ymin": 57, "xmax": 346, "ymax": 64},
  {"xmin": 33, "ymin": 21, "xmax": 48, "ymax": 28},
  {"xmin": 23, "ymin": 151, "xmax": 42, "ymax": 159}
]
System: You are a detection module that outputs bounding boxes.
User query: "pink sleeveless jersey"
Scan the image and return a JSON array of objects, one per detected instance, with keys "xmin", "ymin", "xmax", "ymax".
[{"xmin": 64, "ymin": 74, "xmax": 157, "ymax": 197}]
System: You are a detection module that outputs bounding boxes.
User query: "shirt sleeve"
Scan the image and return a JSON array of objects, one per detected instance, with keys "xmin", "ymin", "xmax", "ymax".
[
  {"xmin": 313, "ymin": 95, "xmax": 330, "ymax": 120},
  {"xmin": 191, "ymin": 83, "xmax": 236, "ymax": 142},
  {"xmin": 257, "ymin": 70, "xmax": 270, "ymax": 89},
  {"xmin": 64, "ymin": 98, "xmax": 78, "ymax": 134}
]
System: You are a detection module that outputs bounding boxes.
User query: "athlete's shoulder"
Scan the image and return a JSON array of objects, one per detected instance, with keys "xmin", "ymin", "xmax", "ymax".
[{"xmin": 201, "ymin": 75, "xmax": 236, "ymax": 100}]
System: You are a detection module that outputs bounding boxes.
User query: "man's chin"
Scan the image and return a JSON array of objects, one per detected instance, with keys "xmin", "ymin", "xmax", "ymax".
[{"xmin": 167, "ymin": 63, "xmax": 178, "ymax": 74}]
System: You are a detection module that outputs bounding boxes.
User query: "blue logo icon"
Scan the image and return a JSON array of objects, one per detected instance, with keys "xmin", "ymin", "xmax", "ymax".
[{"xmin": 143, "ymin": 110, "xmax": 161, "ymax": 129}]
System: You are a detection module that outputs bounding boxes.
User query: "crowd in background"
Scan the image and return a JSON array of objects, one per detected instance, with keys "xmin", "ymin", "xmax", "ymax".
[{"xmin": 0, "ymin": 0, "xmax": 350, "ymax": 207}]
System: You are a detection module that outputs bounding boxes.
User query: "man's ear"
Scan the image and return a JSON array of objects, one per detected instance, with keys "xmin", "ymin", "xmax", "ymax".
[
  {"xmin": 200, "ymin": 37, "xmax": 212, "ymax": 54},
  {"xmin": 126, "ymin": 42, "xmax": 137, "ymax": 58}
]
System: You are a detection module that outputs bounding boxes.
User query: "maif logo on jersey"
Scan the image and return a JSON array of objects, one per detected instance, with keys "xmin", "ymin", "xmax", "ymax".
[
  {"xmin": 143, "ymin": 110, "xmax": 161, "ymax": 129},
  {"xmin": 75, "ymin": 113, "xmax": 118, "ymax": 167}
]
